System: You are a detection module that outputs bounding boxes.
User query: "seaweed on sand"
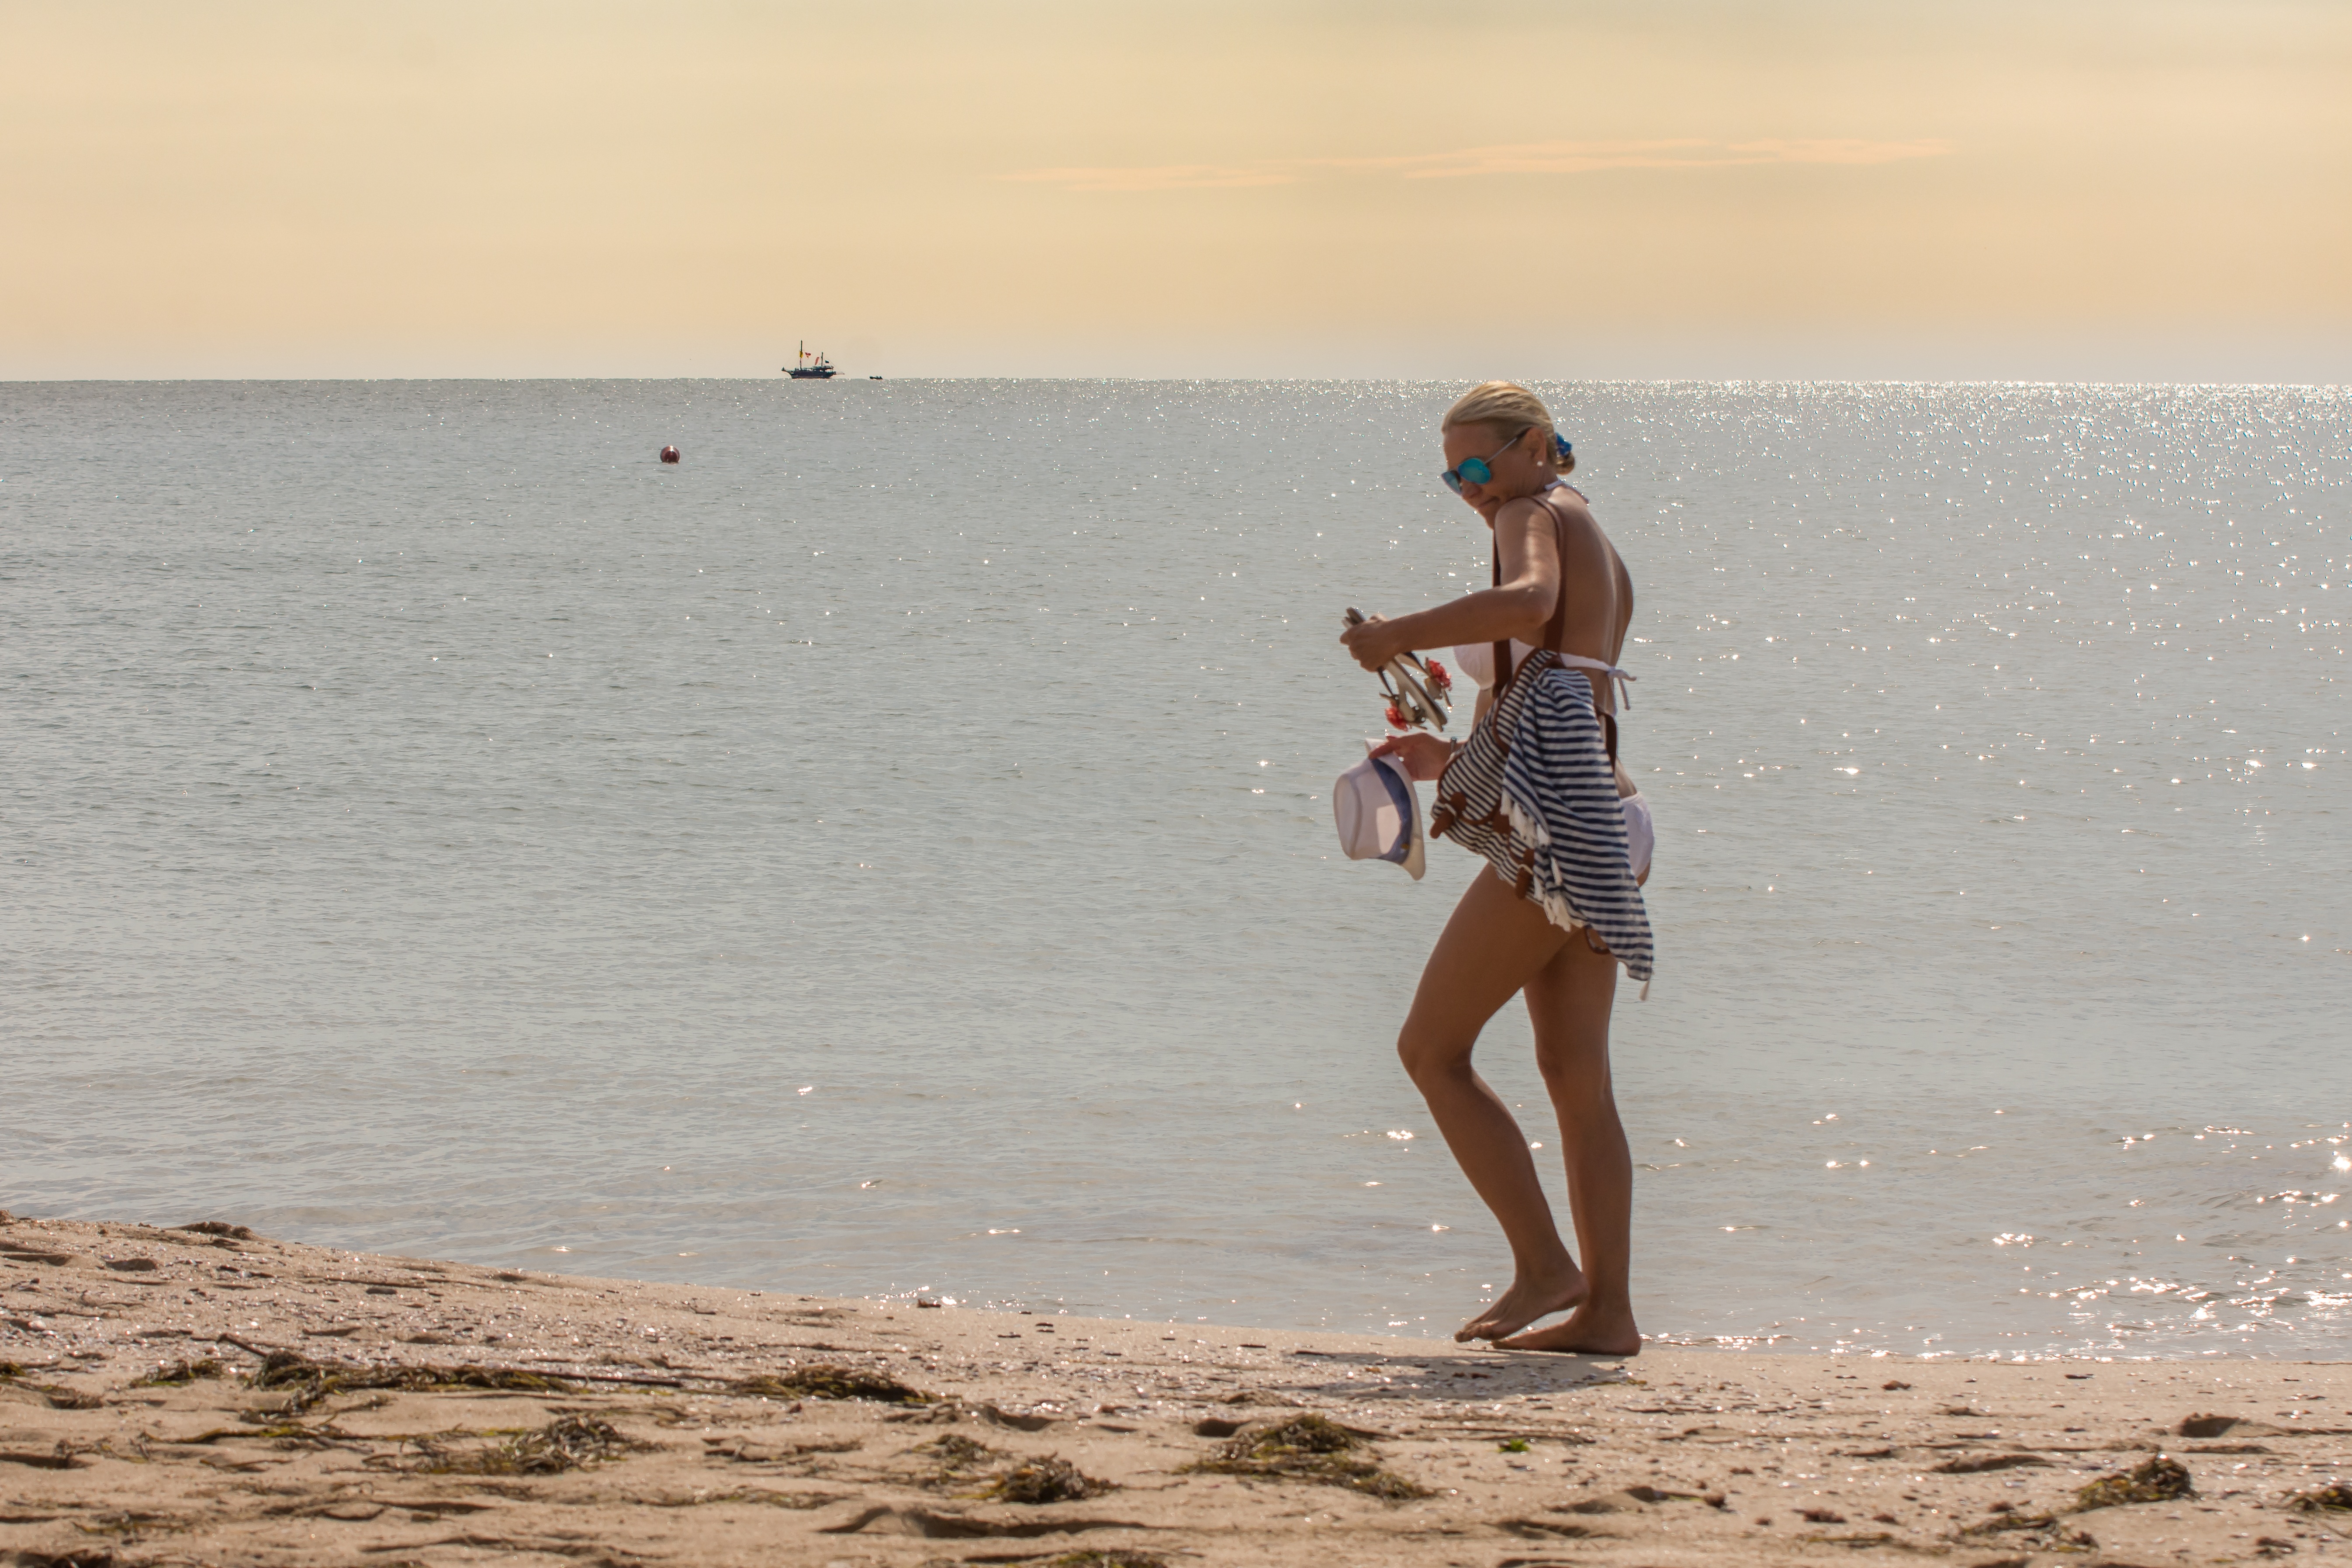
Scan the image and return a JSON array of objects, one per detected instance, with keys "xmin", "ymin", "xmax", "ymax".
[
  {"xmin": 0, "ymin": 1363, "xmax": 102, "ymax": 1409},
  {"xmin": 133, "ymin": 1358, "xmax": 225, "ymax": 1387},
  {"xmin": 1963, "ymin": 1455, "xmax": 2193, "ymax": 1542},
  {"xmin": 247, "ymin": 1351, "xmax": 573, "ymax": 1415},
  {"xmin": 654, "ymin": 1488, "xmax": 849, "ymax": 1510},
  {"xmin": 1933, "ymin": 1452, "xmax": 2051, "ymax": 1475},
  {"xmin": 1038, "ymin": 1553, "xmax": 1170, "ymax": 1568},
  {"xmin": 180, "ymin": 1423, "xmax": 328, "ymax": 1446},
  {"xmin": 2075, "ymin": 1455, "xmax": 2193, "ymax": 1510},
  {"xmin": 910, "ymin": 1432, "xmax": 1001, "ymax": 1475},
  {"xmin": 1181, "ymin": 1412, "xmax": 1429, "ymax": 1500},
  {"xmin": 408, "ymin": 1415, "xmax": 635, "ymax": 1475},
  {"xmin": 2292, "ymin": 1484, "xmax": 2352, "ymax": 1513},
  {"xmin": 35, "ymin": 1385, "xmax": 104, "ymax": 1411},
  {"xmin": 978, "ymin": 1455, "xmax": 1114, "ymax": 1504},
  {"xmin": 730, "ymin": 1365, "xmax": 933, "ymax": 1405},
  {"xmin": 1958, "ymin": 1509, "xmax": 2099, "ymax": 1547}
]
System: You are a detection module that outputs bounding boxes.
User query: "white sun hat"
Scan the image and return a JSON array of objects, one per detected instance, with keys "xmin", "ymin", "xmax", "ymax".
[{"xmin": 1333, "ymin": 752, "xmax": 1426, "ymax": 880}]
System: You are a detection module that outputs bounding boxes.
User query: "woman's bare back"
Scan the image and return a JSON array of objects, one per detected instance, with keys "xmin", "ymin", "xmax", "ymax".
[{"xmin": 1517, "ymin": 484, "xmax": 1636, "ymax": 794}]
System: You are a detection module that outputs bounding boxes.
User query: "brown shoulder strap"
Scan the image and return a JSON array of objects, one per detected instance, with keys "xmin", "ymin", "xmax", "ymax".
[
  {"xmin": 1490, "ymin": 541, "xmax": 1510, "ymax": 691},
  {"xmin": 1492, "ymin": 492, "xmax": 1574, "ymax": 689},
  {"xmin": 1498, "ymin": 491, "xmax": 1621, "ymax": 765},
  {"xmin": 1537, "ymin": 490, "xmax": 1572, "ymax": 654},
  {"xmin": 1543, "ymin": 489, "xmax": 1622, "ymax": 761}
]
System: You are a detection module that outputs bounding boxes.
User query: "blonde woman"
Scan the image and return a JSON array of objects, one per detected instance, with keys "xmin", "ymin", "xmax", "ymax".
[{"xmin": 1339, "ymin": 382, "xmax": 1654, "ymax": 1354}]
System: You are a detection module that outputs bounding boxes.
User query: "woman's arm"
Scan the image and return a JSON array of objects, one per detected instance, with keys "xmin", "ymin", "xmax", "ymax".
[{"xmin": 1340, "ymin": 500, "xmax": 1559, "ymax": 671}]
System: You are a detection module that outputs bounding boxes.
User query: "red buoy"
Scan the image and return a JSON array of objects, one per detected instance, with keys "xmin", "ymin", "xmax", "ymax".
[{"xmin": 659, "ymin": 445, "xmax": 681, "ymax": 464}]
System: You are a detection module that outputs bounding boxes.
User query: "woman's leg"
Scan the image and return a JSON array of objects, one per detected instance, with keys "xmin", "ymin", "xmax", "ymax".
[
  {"xmin": 1499, "ymin": 935, "xmax": 1642, "ymax": 1355},
  {"xmin": 1397, "ymin": 867, "xmax": 1584, "ymax": 1343}
]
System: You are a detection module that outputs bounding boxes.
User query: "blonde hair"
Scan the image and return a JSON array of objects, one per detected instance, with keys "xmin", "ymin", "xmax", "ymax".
[{"xmin": 1442, "ymin": 380, "xmax": 1574, "ymax": 475}]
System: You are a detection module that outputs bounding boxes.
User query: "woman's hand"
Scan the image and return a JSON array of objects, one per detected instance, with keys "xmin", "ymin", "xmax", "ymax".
[
  {"xmin": 1369, "ymin": 730, "xmax": 1458, "ymax": 782},
  {"xmin": 1340, "ymin": 613, "xmax": 1412, "ymax": 672}
]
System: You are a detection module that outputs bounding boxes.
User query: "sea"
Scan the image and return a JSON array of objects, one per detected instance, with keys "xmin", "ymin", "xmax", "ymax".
[{"xmin": 5, "ymin": 378, "xmax": 2348, "ymax": 1360}]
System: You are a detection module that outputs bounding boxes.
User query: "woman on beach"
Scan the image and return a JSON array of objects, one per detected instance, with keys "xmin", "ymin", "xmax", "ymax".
[{"xmin": 1340, "ymin": 382, "xmax": 1653, "ymax": 1356}]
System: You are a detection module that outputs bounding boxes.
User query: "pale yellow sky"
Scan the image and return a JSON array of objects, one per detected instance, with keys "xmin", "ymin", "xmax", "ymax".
[{"xmin": 5, "ymin": 0, "xmax": 2346, "ymax": 379}]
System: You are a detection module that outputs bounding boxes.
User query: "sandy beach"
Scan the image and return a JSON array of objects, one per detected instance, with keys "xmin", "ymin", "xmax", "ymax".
[{"xmin": 5, "ymin": 1212, "xmax": 2350, "ymax": 1566}]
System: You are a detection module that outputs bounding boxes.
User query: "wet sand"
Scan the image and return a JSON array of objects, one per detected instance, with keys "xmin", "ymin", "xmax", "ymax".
[{"xmin": 5, "ymin": 1210, "xmax": 2349, "ymax": 1566}]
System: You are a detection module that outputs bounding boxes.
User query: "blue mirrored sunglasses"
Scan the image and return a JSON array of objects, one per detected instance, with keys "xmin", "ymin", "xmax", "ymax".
[{"xmin": 1441, "ymin": 429, "xmax": 1572, "ymax": 494}]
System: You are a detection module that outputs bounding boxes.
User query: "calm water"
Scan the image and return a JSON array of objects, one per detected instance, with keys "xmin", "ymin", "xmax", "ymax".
[{"xmin": 5, "ymin": 378, "xmax": 2349, "ymax": 1359}]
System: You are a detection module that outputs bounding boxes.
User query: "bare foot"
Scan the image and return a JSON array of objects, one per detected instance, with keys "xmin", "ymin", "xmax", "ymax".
[
  {"xmin": 1453, "ymin": 1267, "xmax": 1587, "ymax": 1343},
  {"xmin": 1497, "ymin": 1299, "xmax": 1642, "ymax": 1357}
]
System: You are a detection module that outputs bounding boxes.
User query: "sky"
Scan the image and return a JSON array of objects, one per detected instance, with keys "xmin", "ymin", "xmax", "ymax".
[{"xmin": 5, "ymin": 0, "xmax": 2347, "ymax": 381}]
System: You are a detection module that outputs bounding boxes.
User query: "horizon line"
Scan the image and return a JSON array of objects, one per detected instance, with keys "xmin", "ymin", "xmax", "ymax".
[{"xmin": 4, "ymin": 374, "xmax": 2348, "ymax": 391}]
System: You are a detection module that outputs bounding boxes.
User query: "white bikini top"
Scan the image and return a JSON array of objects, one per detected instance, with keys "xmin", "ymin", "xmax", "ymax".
[
  {"xmin": 1449, "ymin": 639, "xmax": 1540, "ymax": 690},
  {"xmin": 1450, "ymin": 643, "xmax": 1638, "ymax": 711}
]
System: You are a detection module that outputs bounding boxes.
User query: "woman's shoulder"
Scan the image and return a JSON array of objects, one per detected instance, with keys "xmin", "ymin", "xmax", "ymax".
[
  {"xmin": 1496, "ymin": 490, "xmax": 1564, "ymax": 529},
  {"xmin": 1505, "ymin": 485, "xmax": 1597, "ymax": 538},
  {"xmin": 1543, "ymin": 482, "xmax": 1595, "ymax": 517}
]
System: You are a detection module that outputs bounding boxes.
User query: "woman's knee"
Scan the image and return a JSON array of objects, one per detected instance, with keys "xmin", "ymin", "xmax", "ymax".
[{"xmin": 1397, "ymin": 1022, "xmax": 1474, "ymax": 1088}]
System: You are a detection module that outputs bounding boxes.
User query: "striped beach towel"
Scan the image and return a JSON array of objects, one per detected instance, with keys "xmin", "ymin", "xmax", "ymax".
[{"xmin": 1429, "ymin": 650, "xmax": 1655, "ymax": 989}]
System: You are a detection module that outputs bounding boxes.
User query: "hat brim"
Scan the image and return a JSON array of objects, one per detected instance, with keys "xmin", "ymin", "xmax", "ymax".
[{"xmin": 1372, "ymin": 755, "xmax": 1427, "ymax": 881}]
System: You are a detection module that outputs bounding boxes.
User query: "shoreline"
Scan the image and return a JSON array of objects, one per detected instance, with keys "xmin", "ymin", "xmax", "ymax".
[{"xmin": 5, "ymin": 1210, "xmax": 2349, "ymax": 1565}]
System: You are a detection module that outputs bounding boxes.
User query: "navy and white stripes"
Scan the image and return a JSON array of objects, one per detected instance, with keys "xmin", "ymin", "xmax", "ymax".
[{"xmin": 1430, "ymin": 652, "xmax": 1656, "ymax": 988}]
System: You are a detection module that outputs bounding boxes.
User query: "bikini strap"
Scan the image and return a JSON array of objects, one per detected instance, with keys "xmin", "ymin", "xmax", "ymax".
[
  {"xmin": 1536, "ymin": 491, "xmax": 1573, "ymax": 654},
  {"xmin": 1553, "ymin": 653, "xmax": 1638, "ymax": 712},
  {"xmin": 1490, "ymin": 541, "xmax": 1510, "ymax": 693},
  {"xmin": 1539, "ymin": 490, "xmax": 1638, "ymax": 753},
  {"xmin": 1492, "ymin": 494, "xmax": 1575, "ymax": 691}
]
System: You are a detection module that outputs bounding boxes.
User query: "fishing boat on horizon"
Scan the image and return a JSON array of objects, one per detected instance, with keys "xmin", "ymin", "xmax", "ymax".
[{"xmin": 786, "ymin": 341, "xmax": 837, "ymax": 379}]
